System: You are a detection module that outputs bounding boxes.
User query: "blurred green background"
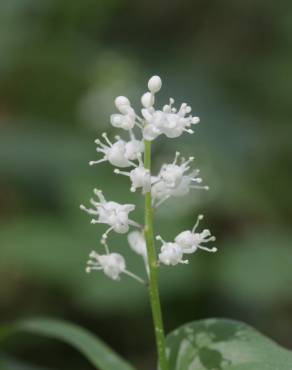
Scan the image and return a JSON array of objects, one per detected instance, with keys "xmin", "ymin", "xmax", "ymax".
[{"xmin": 1, "ymin": 1, "xmax": 292, "ymax": 369}]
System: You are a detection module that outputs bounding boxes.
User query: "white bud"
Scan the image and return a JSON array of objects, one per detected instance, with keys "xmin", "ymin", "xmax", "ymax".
[
  {"xmin": 141, "ymin": 92, "xmax": 154, "ymax": 108},
  {"xmin": 115, "ymin": 96, "xmax": 130, "ymax": 109},
  {"xmin": 148, "ymin": 75, "xmax": 162, "ymax": 93},
  {"xmin": 128, "ymin": 231, "xmax": 147, "ymax": 257}
]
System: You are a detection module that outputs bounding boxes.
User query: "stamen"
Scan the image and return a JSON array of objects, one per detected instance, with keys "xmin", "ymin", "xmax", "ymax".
[
  {"xmin": 80, "ymin": 204, "xmax": 97, "ymax": 215},
  {"xmin": 183, "ymin": 156, "xmax": 194, "ymax": 166},
  {"xmin": 156, "ymin": 235, "xmax": 166, "ymax": 244},
  {"xmin": 93, "ymin": 189, "xmax": 106, "ymax": 202},
  {"xmin": 198, "ymin": 246, "xmax": 217, "ymax": 253},
  {"xmin": 192, "ymin": 214, "xmax": 204, "ymax": 232},
  {"xmin": 204, "ymin": 236, "xmax": 216, "ymax": 242},
  {"xmin": 179, "ymin": 259, "xmax": 189, "ymax": 264},
  {"xmin": 191, "ymin": 177, "xmax": 202, "ymax": 183},
  {"xmin": 190, "ymin": 185, "xmax": 209, "ymax": 190},
  {"xmin": 91, "ymin": 219, "xmax": 100, "ymax": 224},
  {"xmin": 89, "ymin": 198, "xmax": 99, "ymax": 207},
  {"xmin": 89, "ymin": 159, "xmax": 106, "ymax": 166},
  {"xmin": 114, "ymin": 169, "xmax": 130, "ymax": 176},
  {"xmin": 173, "ymin": 151, "xmax": 181, "ymax": 164},
  {"xmin": 94, "ymin": 138, "xmax": 107, "ymax": 148},
  {"xmin": 102, "ymin": 132, "xmax": 112, "ymax": 146}
]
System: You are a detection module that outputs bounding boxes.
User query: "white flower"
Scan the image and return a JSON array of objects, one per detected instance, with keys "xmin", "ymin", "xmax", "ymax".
[
  {"xmin": 159, "ymin": 152, "xmax": 196, "ymax": 187},
  {"xmin": 128, "ymin": 230, "xmax": 147, "ymax": 257},
  {"xmin": 114, "ymin": 153, "xmax": 152, "ymax": 194},
  {"xmin": 168, "ymin": 170, "xmax": 207, "ymax": 197},
  {"xmin": 175, "ymin": 215, "xmax": 217, "ymax": 254},
  {"xmin": 114, "ymin": 166, "xmax": 151, "ymax": 194},
  {"xmin": 80, "ymin": 189, "xmax": 139, "ymax": 240},
  {"xmin": 124, "ymin": 136, "xmax": 144, "ymax": 160},
  {"xmin": 86, "ymin": 251, "xmax": 126, "ymax": 280},
  {"xmin": 86, "ymin": 248, "xmax": 146, "ymax": 284},
  {"xmin": 127, "ymin": 231, "xmax": 149, "ymax": 275},
  {"xmin": 89, "ymin": 132, "xmax": 144, "ymax": 168},
  {"xmin": 89, "ymin": 133, "xmax": 132, "ymax": 168},
  {"xmin": 156, "ymin": 236, "xmax": 187, "ymax": 266},
  {"xmin": 151, "ymin": 152, "xmax": 208, "ymax": 207},
  {"xmin": 161, "ymin": 100, "xmax": 199, "ymax": 138}
]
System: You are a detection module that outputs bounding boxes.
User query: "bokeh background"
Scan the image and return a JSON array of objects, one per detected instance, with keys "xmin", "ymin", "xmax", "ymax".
[{"xmin": 1, "ymin": 1, "xmax": 292, "ymax": 369}]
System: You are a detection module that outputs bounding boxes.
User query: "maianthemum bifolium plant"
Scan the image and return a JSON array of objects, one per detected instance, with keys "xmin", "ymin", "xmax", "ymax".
[
  {"xmin": 2, "ymin": 75, "xmax": 292, "ymax": 370},
  {"xmin": 80, "ymin": 75, "xmax": 217, "ymax": 370}
]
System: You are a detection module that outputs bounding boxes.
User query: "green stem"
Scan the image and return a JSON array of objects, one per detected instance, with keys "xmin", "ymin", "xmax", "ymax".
[{"xmin": 143, "ymin": 140, "xmax": 169, "ymax": 370}]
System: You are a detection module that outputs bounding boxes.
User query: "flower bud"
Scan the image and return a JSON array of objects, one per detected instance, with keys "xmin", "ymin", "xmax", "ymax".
[
  {"xmin": 148, "ymin": 75, "xmax": 162, "ymax": 93},
  {"xmin": 115, "ymin": 96, "xmax": 130, "ymax": 109},
  {"xmin": 141, "ymin": 92, "xmax": 154, "ymax": 108}
]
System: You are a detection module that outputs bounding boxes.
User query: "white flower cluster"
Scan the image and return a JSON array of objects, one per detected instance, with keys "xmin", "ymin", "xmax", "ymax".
[
  {"xmin": 81, "ymin": 75, "xmax": 216, "ymax": 282},
  {"xmin": 157, "ymin": 215, "xmax": 217, "ymax": 266}
]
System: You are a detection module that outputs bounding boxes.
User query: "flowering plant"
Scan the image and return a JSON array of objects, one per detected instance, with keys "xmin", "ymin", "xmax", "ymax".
[
  {"xmin": 80, "ymin": 75, "xmax": 217, "ymax": 369},
  {"xmin": 2, "ymin": 75, "xmax": 292, "ymax": 370}
]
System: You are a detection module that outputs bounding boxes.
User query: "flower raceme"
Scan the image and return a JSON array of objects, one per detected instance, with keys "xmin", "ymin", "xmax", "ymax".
[{"xmin": 80, "ymin": 75, "xmax": 217, "ymax": 282}]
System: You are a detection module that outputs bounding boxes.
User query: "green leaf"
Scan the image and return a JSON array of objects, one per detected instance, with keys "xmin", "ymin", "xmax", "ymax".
[
  {"xmin": 166, "ymin": 318, "xmax": 292, "ymax": 370},
  {"xmin": 1, "ymin": 318, "xmax": 135, "ymax": 370}
]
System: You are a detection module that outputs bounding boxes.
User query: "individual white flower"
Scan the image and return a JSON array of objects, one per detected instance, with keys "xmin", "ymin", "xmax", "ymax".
[
  {"xmin": 124, "ymin": 132, "xmax": 144, "ymax": 160},
  {"xmin": 89, "ymin": 132, "xmax": 144, "ymax": 168},
  {"xmin": 89, "ymin": 133, "xmax": 133, "ymax": 168},
  {"xmin": 114, "ymin": 166, "xmax": 151, "ymax": 193},
  {"xmin": 127, "ymin": 231, "xmax": 149, "ymax": 275},
  {"xmin": 114, "ymin": 154, "xmax": 152, "ymax": 193},
  {"xmin": 168, "ymin": 170, "xmax": 208, "ymax": 197},
  {"xmin": 156, "ymin": 236, "xmax": 188, "ymax": 266},
  {"xmin": 128, "ymin": 230, "xmax": 147, "ymax": 257},
  {"xmin": 159, "ymin": 152, "xmax": 197, "ymax": 188},
  {"xmin": 86, "ymin": 251, "xmax": 126, "ymax": 280},
  {"xmin": 174, "ymin": 215, "xmax": 217, "ymax": 254},
  {"xmin": 80, "ymin": 189, "xmax": 139, "ymax": 240},
  {"xmin": 86, "ymin": 248, "xmax": 146, "ymax": 284},
  {"xmin": 160, "ymin": 100, "xmax": 200, "ymax": 138},
  {"xmin": 151, "ymin": 153, "xmax": 208, "ymax": 207}
]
